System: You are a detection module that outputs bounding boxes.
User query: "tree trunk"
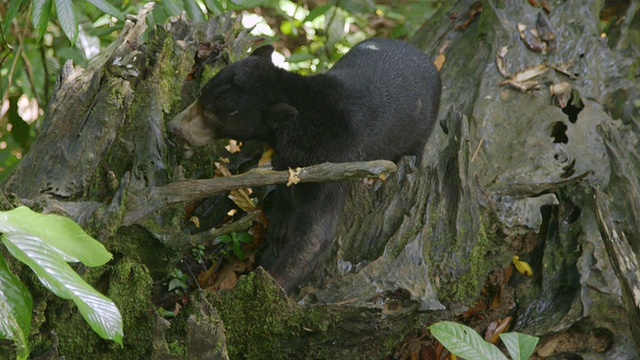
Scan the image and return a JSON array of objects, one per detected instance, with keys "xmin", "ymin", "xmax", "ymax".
[{"xmin": 1, "ymin": 0, "xmax": 640, "ymax": 359}]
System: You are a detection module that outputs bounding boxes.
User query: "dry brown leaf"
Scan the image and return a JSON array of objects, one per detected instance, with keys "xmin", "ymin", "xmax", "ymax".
[
  {"xmin": 287, "ymin": 167, "xmax": 301, "ymax": 187},
  {"xmin": 225, "ymin": 139, "xmax": 243, "ymax": 153},
  {"xmin": 490, "ymin": 316, "xmax": 513, "ymax": 343},
  {"xmin": 229, "ymin": 188, "xmax": 257, "ymax": 211},
  {"xmin": 485, "ymin": 321, "xmax": 498, "ymax": 342},
  {"xmin": 512, "ymin": 64, "xmax": 548, "ymax": 82},
  {"xmin": 500, "ymin": 79, "xmax": 541, "ymax": 92},
  {"xmin": 490, "ymin": 288, "xmax": 501, "ymax": 309},
  {"xmin": 189, "ymin": 216, "xmax": 201, "ymax": 229},
  {"xmin": 550, "ymin": 81, "xmax": 572, "ymax": 108},
  {"xmin": 216, "ymin": 268, "xmax": 238, "ymax": 290},
  {"xmin": 259, "ymin": 147, "xmax": 274, "ymax": 166},
  {"xmin": 215, "ymin": 162, "xmax": 233, "ymax": 176},
  {"xmin": 496, "ymin": 46, "xmax": 509, "ymax": 78},
  {"xmin": 434, "ymin": 53, "xmax": 446, "ymax": 72}
]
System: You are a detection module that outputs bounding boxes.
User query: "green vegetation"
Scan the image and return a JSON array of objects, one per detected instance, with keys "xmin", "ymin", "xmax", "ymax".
[
  {"xmin": 0, "ymin": 206, "xmax": 123, "ymax": 359},
  {"xmin": 430, "ymin": 321, "xmax": 539, "ymax": 360}
]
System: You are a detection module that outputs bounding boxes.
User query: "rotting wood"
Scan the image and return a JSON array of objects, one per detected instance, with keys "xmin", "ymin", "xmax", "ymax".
[{"xmin": 593, "ymin": 187, "xmax": 640, "ymax": 351}]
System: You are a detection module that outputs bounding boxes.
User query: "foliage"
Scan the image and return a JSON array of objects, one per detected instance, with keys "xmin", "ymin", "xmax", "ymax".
[
  {"xmin": 216, "ymin": 231, "xmax": 254, "ymax": 260},
  {"xmin": 0, "ymin": 206, "xmax": 123, "ymax": 359},
  {"xmin": 168, "ymin": 267, "xmax": 189, "ymax": 295},
  {"xmin": 430, "ymin": 321, "xmax": 539, "ymax": 360}
]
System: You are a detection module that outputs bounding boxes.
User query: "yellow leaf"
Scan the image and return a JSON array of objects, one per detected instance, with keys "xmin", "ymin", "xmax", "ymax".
[{"xmin": 513, "ymin": 256, "xmax": 533, "ymax": 276}]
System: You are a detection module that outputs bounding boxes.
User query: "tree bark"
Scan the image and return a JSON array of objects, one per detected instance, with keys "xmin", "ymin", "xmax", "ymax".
[{"xmin": 1, "ymin": 1, "xmax": 640, "ymax": 359}]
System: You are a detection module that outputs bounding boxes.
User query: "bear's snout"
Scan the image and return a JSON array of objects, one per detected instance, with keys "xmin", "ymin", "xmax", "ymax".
[{"xmin": 168, "ymin": 101, "xmax": 216, "ymax": 146}]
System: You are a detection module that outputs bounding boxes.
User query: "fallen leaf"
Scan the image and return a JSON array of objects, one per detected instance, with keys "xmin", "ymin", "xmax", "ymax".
[
  {"xmin": 225, "ymin": 139, "xmax": 243, "ymax": 153},
  {"xmin": 434, "ymin": 53, "xmax": 446, "ymax": 71},
  {"xmin": 496, "ymin": 46, "xmax": 509, "ymax": 78},
  {"xmin": 259, "ymin": 147, "xmax": 274, "ymax": 166},
  {"xmin": 513, "ymin": 256, "xmax": 533, "ymax": 276},
  {"xmin": 485, "ymin": 321, "xmax": 498, "ymax": 342},
  {"xmin": 550, "ymin": 82, "xmax": 572, "ymax": 108},
  {"xmin": 490, "ymin": 316, "xmax": 513, "ymax": 343},
  {"xmin": 189, "ymin": 216, "xmax": 201, "ymax": 229},
  {"xmin": 512, "ymin": 64, "xmax": 548, "ymax": 82}
]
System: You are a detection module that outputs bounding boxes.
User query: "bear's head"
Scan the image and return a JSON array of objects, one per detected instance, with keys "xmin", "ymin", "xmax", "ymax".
[{"xmin": 169, "ymin": 45, "xmax": 298, "ymax": 147}]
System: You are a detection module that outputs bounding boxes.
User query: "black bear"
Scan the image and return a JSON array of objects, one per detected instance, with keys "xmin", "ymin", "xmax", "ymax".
[{"xmin": 169, "ymin": 38, "xmax": 441, "ymax": 291}]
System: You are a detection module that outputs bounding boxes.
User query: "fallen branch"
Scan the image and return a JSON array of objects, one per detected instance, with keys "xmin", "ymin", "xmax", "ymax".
[{"xmin": 122, "ymin": 160, "xmax": 397, "ymax": 225}]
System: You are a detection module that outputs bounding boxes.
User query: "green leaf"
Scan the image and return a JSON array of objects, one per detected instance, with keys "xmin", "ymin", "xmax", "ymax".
[
  {"xmin": 2, "ymin": 234, "xmax": 123, "ymax": 344},
  {"xmin": 1, "ymin": 208, "xmax": 108, "ymax": 265},
  {"xmin": 0, "ymin": 207, "xmax": 111, "ymax": 266},
  {"xmin": 3, "ymin": 0, "xmax": 24, "ymax": 34},
  {"xmin": 500, "ymin": 332, "xmax": 539, "ymax": 360},
  {"xmin": 303, "ymin": 4, "xmax": 332, "ymax": 22},
  {"xmin": 183, "ymin": 0, "xmax": 204, "ymax": 21},
  {"xmin": 84, "ymin": 0, "xmax": 123, "ymax": 20},
  {"xmin": 54, "ymin": 0, "xmax": 78, "ymax": 45},
  {"xmin": 0, "ymin": 252, "xmax": 32, "ymax": 360},
  {"xmin": 202, "ymin": 0, "xmax": 223, "ymax": 14},
  {"xmin": 216, "ymin": 234, "xmax": 231, "ymax": 243},
  {"xmin": 32, "ymin": 0, "xmax": 53, "ymax": 41},
  {"xmin": 286, "ymin": 52, "xmax": 316, "ymax": 63},
  {"xmin": 430, "ymin": 321, "xmax": 509, "ymax": 360},
  {"xmin": 235, "ymin": 232, "xmax": 254, "ymax": 243},
  {"xmin": 231, "ymin": 241, "xmax": 243, "ymax": 259},
  {"xmin": 162, "ymin": 0, "xmax": 183, "ymax": 17}
]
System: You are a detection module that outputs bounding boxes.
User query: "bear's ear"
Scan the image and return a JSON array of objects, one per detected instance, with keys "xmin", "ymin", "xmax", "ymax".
[
  {"xmin": 251, "ymin": 44, "xmax": 274, "ymax": 60},
  {"xmin": 265, "ymin": 103, "xmax": 298, "ymax": 128}
]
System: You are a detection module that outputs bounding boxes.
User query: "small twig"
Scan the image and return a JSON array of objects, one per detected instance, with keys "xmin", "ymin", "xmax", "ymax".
[
  {"xmin": 19, "ymin": 33, "xmax": 41, "ymax": 105},
  {"xmin": 190, "ymin": 211, "xmax": 260, "ymax": 245},
  {"xmin": 471, "ymin": 133, "xmax": 485, "ymax": 162},
  {"xmin": 0, "ymin": 37, "xmax": 23, "ymax": 117},
  {"xmin": 40, "ymin": 43, "xmax": 50, "ymax": 102}
]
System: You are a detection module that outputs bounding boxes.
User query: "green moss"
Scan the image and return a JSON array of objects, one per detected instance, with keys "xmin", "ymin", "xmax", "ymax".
[
  {"xmin": 211, "ymin": 271, "xmax": 343, "ymax": 359},
  {"xmin": 435, "ymin": 208, "xmax": 494, "ymax": 304},
  {"xmin": 167, "ymin": 339, "xmax": 187, "ymax": 357},
  {"xmin": 449, "ymin": 225, "xmax": 490, "ymax": 302},
  {"xmin": 108, "ymin": 259, "xmax": 155, "ymax": 355},
  {"xmin": 47, "ymin": 259, "xmax": 154, "ymax": 359}
]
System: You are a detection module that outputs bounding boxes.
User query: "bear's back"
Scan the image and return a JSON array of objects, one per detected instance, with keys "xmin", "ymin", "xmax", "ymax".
[{"xmin": 325, "ymin": 38, "xmax": 441, "ymax": 161}]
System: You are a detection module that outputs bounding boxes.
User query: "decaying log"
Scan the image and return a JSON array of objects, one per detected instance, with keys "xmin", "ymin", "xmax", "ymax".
[{"xmin": 593, "ymin": 187, "xmax": 640, "ymax": 352}]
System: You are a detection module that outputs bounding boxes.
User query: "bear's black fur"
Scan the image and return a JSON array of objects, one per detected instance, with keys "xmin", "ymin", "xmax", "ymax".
[{"xmin": 169, "ymin": 38, "xmax": 441, "ymax": 291}]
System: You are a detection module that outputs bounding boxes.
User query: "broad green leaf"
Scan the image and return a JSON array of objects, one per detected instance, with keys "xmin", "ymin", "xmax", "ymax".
[
  {"xmin": 0, "ymin": 253, "xmax": 32, "ymax": 360},
  {"xmin": 236, "ymin": 232, "xmax": 254, "ymax": 243},
  {"xmin": 3, "ymin": 0, "xmax": 24, "ymax": 34},
  {"xmin": 163, "ymin": 0, "xmax": 182, "ymax": 17},
  {"xmin": 54, "ymin": 0, "xmax": 78, "ymax": 45},
  {"xmin": 202, "ymin": 0, "xmax": 223, "ymax": 14},
  {"xmin": 500, "ymin": 332, "xmax": 539, "ymax": 360},
  {"xmin": 84, "ymin": 0, "xmax": 123, "ymax": 20},
  {"xmin": 0, "ymin": 207, "xmax": 111, "ymax": 267},
  {"xmin": 286, "ymin": 52, "xmax": 316, "ymax": 63},
  {"xmin": 2, "ymin": 234, "xmax": 123, "ymax": 344},
  {"xmin": 430, "ymin": 321, "xmax": 509, "ymax": 360},
  {"xmin": 32, "ymin": 0, "xmax": 53, "ymax": 41},
  {"xmin": 303, "ymin": 4, "xmax": 332, "ymax": 22},
  {"xmin": 184, "ymin": 0, "xmax": 205, "ymax": 21}
]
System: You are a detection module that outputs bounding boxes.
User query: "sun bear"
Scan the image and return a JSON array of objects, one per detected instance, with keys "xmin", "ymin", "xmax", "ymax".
[{"xmin": 169, "ymin": 38, "xmax": 441, "ymax": 291}]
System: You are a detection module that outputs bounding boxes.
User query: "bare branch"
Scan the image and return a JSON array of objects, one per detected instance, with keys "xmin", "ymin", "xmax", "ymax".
[{"xmin": 122, "ymin": 160, "xmax": 397, "ymax": 225}]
